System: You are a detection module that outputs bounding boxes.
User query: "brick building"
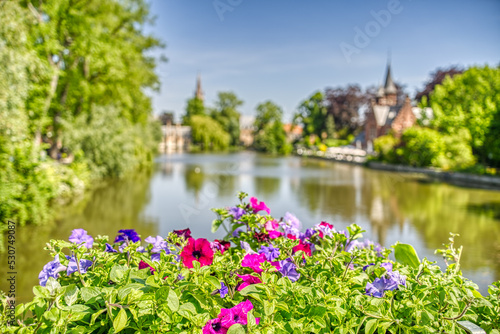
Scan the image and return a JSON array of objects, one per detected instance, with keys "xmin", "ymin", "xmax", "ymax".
[{"xmin": 362, "ymin": 63, "xmax": 416, "ymax": 152}]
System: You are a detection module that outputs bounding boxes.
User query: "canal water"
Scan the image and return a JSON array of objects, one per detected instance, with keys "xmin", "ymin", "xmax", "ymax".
[{"xmin": 2, "ymin": 152, "xmax": 500, "ymax": 302}]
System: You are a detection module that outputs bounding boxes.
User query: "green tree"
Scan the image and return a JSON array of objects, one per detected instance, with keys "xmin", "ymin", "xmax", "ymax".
[
  {"xmin": 22, "ymin": 0, "xmax": 162, "ymax": 158},
  {"xmin": 210, "ymin": 92, "xmax": 243, "ymax": 146},
  {"xmin": 190, "ymin": 115, "xmax": 230, "ymax": 151},
  {"xmin": 294, "ymin": 91, "xmax": 327, "ymax": 138},
  {"xmin": 183, "ymin": 97, "xmax": 205, "ymax": 125},
  {"xmin": 253, "ymin": 101, "xmax": 292, "ymax": 154},
  {"xmin": 427, "ymin": 65, "xmax": 500, "ymax": 167}
]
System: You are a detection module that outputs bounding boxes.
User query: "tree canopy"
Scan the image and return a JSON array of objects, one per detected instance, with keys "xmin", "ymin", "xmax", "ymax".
[
  {"xmin": 210, "ymin": 92, "xmax": 243, "ymax": 146},
  {"xmin": 427, "ymin": 65, "xmax": 500, "ymax": 167},
  {"xmin": 253, "ymin": 101, "xmax": 291, "ymax": 154}
]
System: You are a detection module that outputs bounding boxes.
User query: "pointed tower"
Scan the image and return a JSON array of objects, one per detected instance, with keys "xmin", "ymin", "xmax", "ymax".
[
  {"xmin": 383, "ymin": 62, "xmax": 397, "ymax": 106},
  {"xmin": 195, "ymin": 74, "xmax": 204, "ymax": 101}
]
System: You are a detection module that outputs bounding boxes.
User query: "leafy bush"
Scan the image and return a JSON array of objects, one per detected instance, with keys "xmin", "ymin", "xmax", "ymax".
[
  {"xmin": 374, "ymin": 128, "xmax": 476, "ymax": 170},
  {"xmin": 63, "ymin": 106, "xmax": 161, "ymax": 179},
  {"xmin": 373, "ymin": 134, "xmax": 400, "ymax": 163},
  {"xmin": 1, "ymin": 193, "xmax": 498, "ymax": 333}
]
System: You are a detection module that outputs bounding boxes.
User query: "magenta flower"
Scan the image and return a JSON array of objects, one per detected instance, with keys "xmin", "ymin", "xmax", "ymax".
[
  {"xmin": 236, "ymin": 274, "xmax": 262, "ymax": 291},
  {"xmin": 202, "ymin": 318, "xmax": 227, "ymax": 334},
  {"xmin": 69, "ymin": 229, "xmax": 94, "ymax": 248},
  {"xmin": 292, "ymin": 240, "xmax": 312, "ymax": 256},
  {"xmin": 268, "ymin": 230, "xmax": 282, "ymax": 239},
  {"xmin": 249, "ymin": 197, "xmax": 270, "ymax": 214},
  {"xmin": 211, "ymin": 239, "xmax": 231, "ymax": 254},
  {"xmin": 180, "ymin": 238, "xmax": 214, "ymax": 268},
  {"xmin": 138, "ymin": 260, "xmax": 156, "ymax": 274},
  {"xmin": 219, "ymin": 300, "xmax": 256, "ymax": 328},
  {"xmin": 173, "ymin": 228, "xmax": 192, "ymax": 240},
  {"xmin": 241, "ymin": 253, "xmax": 267, "ymax": 273}
]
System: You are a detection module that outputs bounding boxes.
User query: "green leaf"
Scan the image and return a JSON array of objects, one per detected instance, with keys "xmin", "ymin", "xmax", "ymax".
[
  {"xmin": 90, "ymin": 309, "xmax": 106, "ymax": 325},
  {"xmin": 365, "ymin": 319, "xmax": 378, "ymax": 334},
  {"xmin": 33, "ymin": 286, "xmax": 50, "ymax": 299},
  {"xmin": 178, "ymin": 302, "xmax": 196, "ymax": 318},
  {"xmin": 393, "ymin": 243, "xmax": 420, "ymax": 268},
  {"xmin": 211, "ymin": 219, "xmax": 223, "ymax": 233},
  {"xmin": 472, "ymin": 289, "xmax": 483, "ymax": 298},
  {"xmin": 205, "ymin": 276, "xmax": 221, "ymax": 290},
  {"xmin": 81, "ymin": 287, "xmax": 101, "ymax": 302},
  {"xmin": 238, "ymin": 283, "xmax": 262, "ymax": 296},
  {"xmin": 110, "ymin": 264, "xmax": 129, "ymax": 283},
  {"xmin": 167, "ymin": 290, "xmax": 180, "ymax": 313},
  {"xmin": 64, "ymin": 285, "xmax": 79, "ymax": 306},
  {"xmin": 113, "ymin": 308, "xmax": 128, "ymax": 333},
  {"xmin": 227, "ymin": 324, "xmax": 245, "ymax": 334},
  {"xmin": 264, "ymin": 300, "xmax": 275, "ymax": 316},
  {"xmin": 45, "ymin": 277, "xmax": 61, "ymax": 296}
]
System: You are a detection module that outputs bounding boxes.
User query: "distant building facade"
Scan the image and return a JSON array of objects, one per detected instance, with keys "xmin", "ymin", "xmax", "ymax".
[
  {"xmin": 362, "ymin": 63, "xmax": 417, "ymax": 152},
  {"xmin": 239, "ymin": 115, "xmax": 255, "ymax": 147}
]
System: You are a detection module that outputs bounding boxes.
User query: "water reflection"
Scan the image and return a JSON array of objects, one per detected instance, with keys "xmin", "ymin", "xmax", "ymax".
[
  {"xmin": 2, "ymin": 152, "xmax": 500, "ymax": 303},
  {"xmin": 0, "ymin": 172, "xmax": 158, "ymax": 302}
]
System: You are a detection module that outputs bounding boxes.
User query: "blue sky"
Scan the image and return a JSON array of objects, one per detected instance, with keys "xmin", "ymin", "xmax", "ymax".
[{"xmin": 146, "ymin": 0, "xmax": 500, "ymax": 122}]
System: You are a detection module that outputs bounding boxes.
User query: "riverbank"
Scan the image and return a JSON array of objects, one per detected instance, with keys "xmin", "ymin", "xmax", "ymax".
[
  {"xmin": 368, "ymin": 161, "xmax": 500, "ymax": 191},
  {"xmin": 296, "ymin": 149, "xmax": 500, "ymax": 191}
]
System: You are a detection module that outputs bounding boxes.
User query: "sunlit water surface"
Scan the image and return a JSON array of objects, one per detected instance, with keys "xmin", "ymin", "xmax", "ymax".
[{"xmin": 2, "ymin": 152, "xmax": 500, "ymax": 302}]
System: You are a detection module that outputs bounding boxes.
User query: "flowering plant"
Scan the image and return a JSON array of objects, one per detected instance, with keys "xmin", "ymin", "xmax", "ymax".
[{"xmin": 0, "ymin": 192, "xmax": 499, "ymax": 333}]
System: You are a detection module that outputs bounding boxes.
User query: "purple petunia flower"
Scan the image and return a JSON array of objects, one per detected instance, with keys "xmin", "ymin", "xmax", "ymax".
[
  {"xmin": 232, "ymin": 227, "xmax": 244, "ymax": 237},
  {"xmin": 365, "ymin": 277, "xmax": 396, "ymax": 298},
  {"xmin": 229, "ymin": 206, "xmax": 245, "ymax": 220},
  {"xmin": 145, "ymin": 236, "xmax": 170, "ymax": 254},
  {"xmin": 114, "ymin": 229, "xmax": 141, "ymax": 244},
  {"xmin": 283, "ymin": 212, "xmax": 301, "ymax": 230},
  {"xmin": 66, "ymin": 256, "xmax": 93, "ymax": 275},
  {"xmin": 105, "ymin": 243, "xmax": 117, "ymax": 253},
  {"xmin": 151, "ymin": 253, "xmax": 161, "ymax": 262},
  {"xmin": 38, "ymin": 255, "xmax": 66, "ymax": 287},
  {"xmin": 305, "ymin": 228, "xmax": 317, "ymax": 238},
  {"xmin": 388, "ymin": 271, "xmax": 406, "ymax": 286},
  {"xmin": 278, "ymin": 259, "xmax": 300, "ymax": 282},
  {"xmin": 69, "ymin": 229, "xmax": 94, "ymax": 248},
  {"xmin": 258, "ymin": 245, "xmax": 280, "ymax": 261},
  {"xmin": 219, "ymin": 282, "xmax": 228, "ymax": 298}
]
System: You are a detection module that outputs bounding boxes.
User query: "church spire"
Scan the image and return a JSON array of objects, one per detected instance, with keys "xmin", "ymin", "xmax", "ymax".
[
  {"xmin": 383, "ymin": 61, "xmax": 397, "ymax": 95},
  {"xmin": 195, "ymin": 74, "xmax": 204, "ymax": 101}
]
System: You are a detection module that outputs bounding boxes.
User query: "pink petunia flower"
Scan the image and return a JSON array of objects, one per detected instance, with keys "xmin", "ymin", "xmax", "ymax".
[
  {"xmin": 268, "ymin": 230, "xmax": 283, "ymax": 239},
  {"xmin": 249, "ymin": 197, "xmax": 270, "ymax": 214},
  {"xmin": 211, "ymin": 239, "xmax": 231, "ymax": 254},
  {"xmin": 293, "ymin": 240, "xmax": 312, "ymax": 256},
  {"xmin": 241, "ymin": 253, "xmax": 267, "ymax": 273},
  {"xmin": 138, "ymin": 260, "xmax": 156, "ymax": 274},
  {"xmin": 236, "ymin": 274, "xmax": 262, "ymax": 291},
  {"xmin": 219, "ymin": 300, "xmax": 257, "ymax": 328},
  {"xmin": 202, "ymin": 318, "xmax": 227, "ymax": 334},
  {"xmin": 180, "ymin": 238, "xmax": 214, "ymax": 268}
]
